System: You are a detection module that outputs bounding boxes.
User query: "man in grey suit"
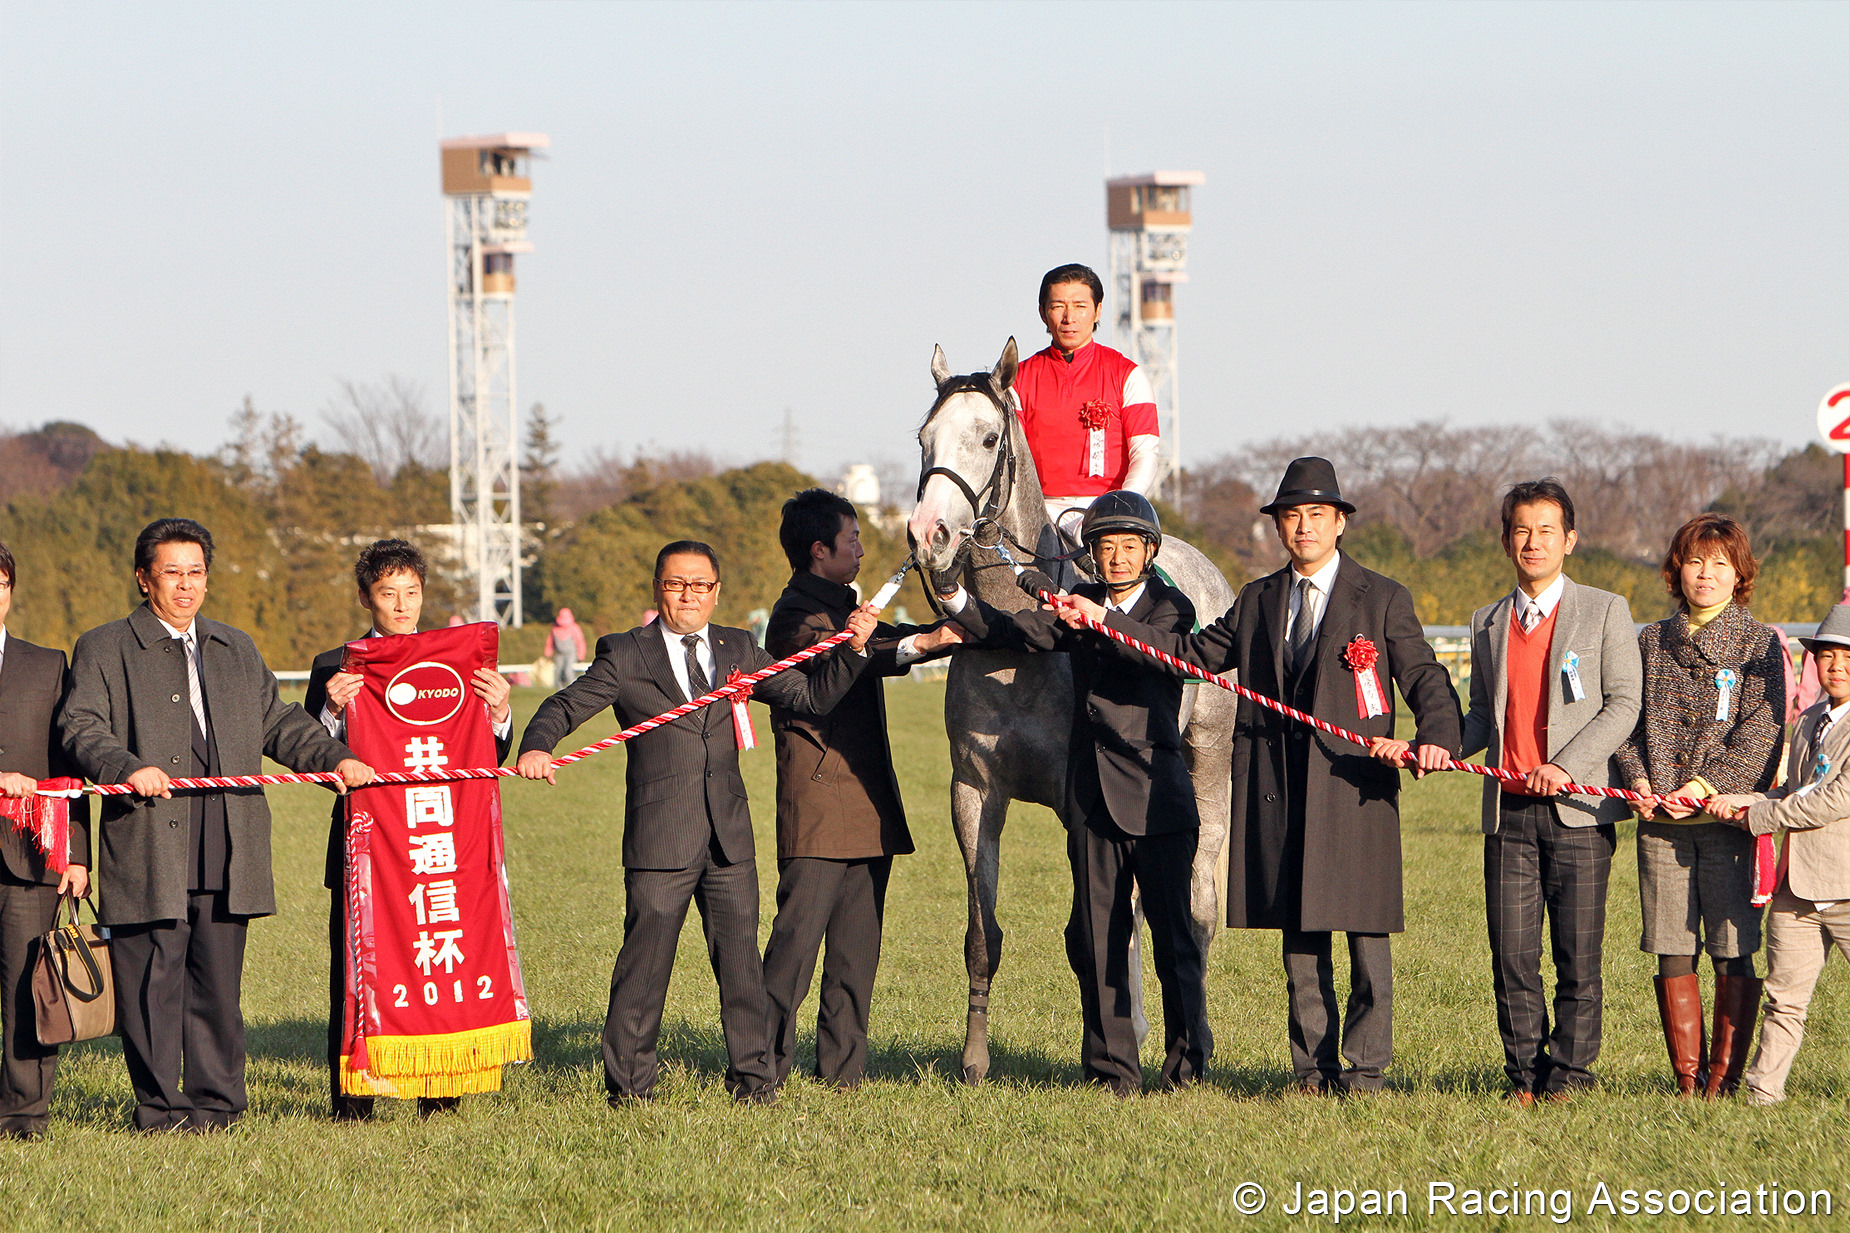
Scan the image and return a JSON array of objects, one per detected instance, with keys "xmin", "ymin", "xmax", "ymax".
[
  {"xmin": 60, "ymin": 519, "xmax": 374, "ymax": 1132},
  {"xmin": 0, "ymin": 543, "xmax": 91, "ymax": 1140},
  {"xmin": 516, "ymin": 540, "xmax": 877, "ymax": 1105},
  {"xmin": 1459, "ymin": 480, "xmax": 1642, "ymax": 1104}
]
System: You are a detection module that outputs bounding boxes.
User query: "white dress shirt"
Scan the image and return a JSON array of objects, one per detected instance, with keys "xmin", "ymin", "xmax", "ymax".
[
  {"xmin": 320, "ymin": 627, "xmax": 513, "ymax": 741},
  {"xmin": 1108, "ymin": 582, "xmax": 1147, "ymax": 613},
  {"xmin": 0, "ymin": 623, "xmax": 8, "ymax": 673},
  {"xmin": 661, "ymin": 622, "xmax": 716, "ymax": 702},
  {"xmin": 1286, "ymin": 553, "xmax": 1343, "ymax": 644},
  {"xmin": 1513, "ymin": 574, "xmax": 1567, "ymax": 632}
]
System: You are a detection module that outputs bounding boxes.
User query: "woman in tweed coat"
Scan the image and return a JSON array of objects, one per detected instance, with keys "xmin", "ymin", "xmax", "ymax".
[{"xmin": 1616, "ymin": 513, "xmax": 1785, "ymax": 1098}]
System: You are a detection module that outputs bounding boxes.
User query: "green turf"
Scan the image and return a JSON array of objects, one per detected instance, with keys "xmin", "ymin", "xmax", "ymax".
[{"xmin": 10, "ymin": 681, "xmax": 1850, "ymax": 1231}]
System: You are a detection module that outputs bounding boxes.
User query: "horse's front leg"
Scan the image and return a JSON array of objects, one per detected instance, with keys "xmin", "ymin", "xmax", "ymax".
[{"xmin": 951, "ymin": 772, "xmax": 1007, "ymax": 1085}]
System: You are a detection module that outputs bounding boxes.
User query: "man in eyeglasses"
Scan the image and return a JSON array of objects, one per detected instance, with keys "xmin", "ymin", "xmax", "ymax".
[
  {"xmin": 516, "ymin": 540, "xmax": 879, "ymax": 1105},
  {"xmin": 60, "ymin": 518, "xmax": 375, "ymax": 1132}
]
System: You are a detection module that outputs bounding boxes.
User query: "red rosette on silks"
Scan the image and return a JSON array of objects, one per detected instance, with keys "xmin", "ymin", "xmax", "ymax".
[
  {"xmin": 726, "ymin": 667, "xmax": 757, "ymax": 751},
  {"xmin": 1341, "ymin": 636, "xmax": 1389, "ymax": 719}
]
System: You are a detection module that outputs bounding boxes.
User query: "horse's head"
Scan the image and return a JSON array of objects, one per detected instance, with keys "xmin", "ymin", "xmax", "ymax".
[{"xmin": 907, "ymin": 338, "xmax": 1023, "ymax": 575}]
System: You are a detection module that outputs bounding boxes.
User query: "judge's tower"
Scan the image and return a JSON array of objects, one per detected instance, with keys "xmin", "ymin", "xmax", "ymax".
[
  {"xmin": 442, "ymin": 132, "xmax": 548, "ymax": 626},
  {"xmin": 1106, "ymin": 171, "xmax": 1203, "ymax": 502}
]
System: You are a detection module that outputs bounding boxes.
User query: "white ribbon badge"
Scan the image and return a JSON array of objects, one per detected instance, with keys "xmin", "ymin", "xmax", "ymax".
[
  {"xmin": 1563, "ymin": 650, "xmax": 1585, "ymax": 703},
  {"xmin": 732, "ymin": 696, "xmax": 756, "ymax": 751},
  {"xmin": 1086, "ymin": 429, "xmax": 1106, "ymax": 478},
  {"xmin": 1355, "ymin": 667, "xmax": 1388, "ymax": 719},
  {"xmin": 1715, "ymin": 668, "xmax": 1737, "ymax": 722}
]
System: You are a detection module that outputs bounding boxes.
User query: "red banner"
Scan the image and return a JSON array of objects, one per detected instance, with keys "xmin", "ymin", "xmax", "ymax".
[{"xmin": 337, "ymin": 623, "xmax": 531, "ymax": 1097}]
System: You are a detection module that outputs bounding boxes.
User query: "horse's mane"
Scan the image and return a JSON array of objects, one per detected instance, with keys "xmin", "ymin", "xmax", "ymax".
[{"xmin": 920, "ymin": 373, "xmax": 1010, "ymax": 428}]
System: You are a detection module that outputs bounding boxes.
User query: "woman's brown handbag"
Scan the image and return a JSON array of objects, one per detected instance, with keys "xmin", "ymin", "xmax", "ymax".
[{"xmin": 33, "ymin": 895, "xmax": 116, "ymax": 1045}]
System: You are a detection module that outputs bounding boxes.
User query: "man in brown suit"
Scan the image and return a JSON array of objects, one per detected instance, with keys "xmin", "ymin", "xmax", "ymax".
[
  {"xmin": 760, "ymin": 490, "xmax": 962, "ymax": 1086},
  {"xmin": 0, "ymin": 543, "xmax": 91, "ymax": 1140}
]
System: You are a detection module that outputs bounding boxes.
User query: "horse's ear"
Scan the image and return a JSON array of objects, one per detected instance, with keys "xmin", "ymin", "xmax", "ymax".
[
  {"xmin": 993, "ymin": 337, "xmax": 1019, "ymax": 392},
  {"xmin": 931, "ymin": 344, "xmax": 953, "ymax": 388}
]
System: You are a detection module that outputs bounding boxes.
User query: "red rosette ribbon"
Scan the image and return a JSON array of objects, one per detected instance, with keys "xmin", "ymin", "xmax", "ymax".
[
  {"xmin": 1078, "ymin": 400, "xmax": 1117, "ymax": 477},
  {"xmin": 1341, "ymin": 636, "xmax": 1389, "ymax": 719},
  {"xmin": 726, "ymin": 667, "xmax": 757, "ymax": 751}
]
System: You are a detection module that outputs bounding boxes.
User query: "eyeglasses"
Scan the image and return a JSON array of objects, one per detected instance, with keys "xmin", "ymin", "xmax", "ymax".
[
  {"xmin": 656, "ymin": 577, "xmax": 717, "ymax": 594},
  {"xmin": 150, "ymin": 568, "xmax": 208, "ymax": 582}
]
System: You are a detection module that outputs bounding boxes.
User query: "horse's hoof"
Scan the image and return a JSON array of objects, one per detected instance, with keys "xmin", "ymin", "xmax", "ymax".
[{"xmin": 961, "ymin": 1064, "xmax": 988, "ymax": 1086}]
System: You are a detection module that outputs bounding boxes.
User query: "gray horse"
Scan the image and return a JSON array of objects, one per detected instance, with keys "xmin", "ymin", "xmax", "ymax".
[{"xmin": 907, "ymin": 339, "xmax": 1237, "ymax": 1085}]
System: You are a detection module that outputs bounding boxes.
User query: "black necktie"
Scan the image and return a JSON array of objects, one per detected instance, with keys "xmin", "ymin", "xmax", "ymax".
[
  {"xmin": 682, "ymin": 633, "xmax": 710, "ymax": 698},
  {"xmin": 1288, "ymin": 577, "xmax": 1316, "ymax": 675},
  {"xmin": 1812, "ymin": 713, "xmax": 1835, "ymax": 780}
]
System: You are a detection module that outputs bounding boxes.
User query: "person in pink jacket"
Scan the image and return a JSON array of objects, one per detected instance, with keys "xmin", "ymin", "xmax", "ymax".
[{"xmin": 544, "ymin": 608, "xmax": 588, "ymax": 685}]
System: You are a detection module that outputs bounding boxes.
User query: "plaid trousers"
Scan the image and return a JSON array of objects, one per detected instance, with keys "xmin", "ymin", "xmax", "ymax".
[{"xmin": 1485, "ymin": 794, "xmax": 1616, "ymax": 1093}]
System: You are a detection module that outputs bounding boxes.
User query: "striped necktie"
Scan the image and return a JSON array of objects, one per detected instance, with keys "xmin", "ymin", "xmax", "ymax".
[{"xmin": 179, "ymin": 633, "xmax": 208, "ymax": 737}]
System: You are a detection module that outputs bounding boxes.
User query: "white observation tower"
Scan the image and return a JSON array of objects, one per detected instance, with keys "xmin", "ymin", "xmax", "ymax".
[
  {"xmin": 1106, "ymin": 170, "xmax": 1202, "ymax": 502},
  {"xmin": 442, "ymin": 132, "xmax": 548, "ymax": 625}
]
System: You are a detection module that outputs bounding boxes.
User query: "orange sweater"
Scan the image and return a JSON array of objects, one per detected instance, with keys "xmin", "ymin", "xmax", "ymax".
[{"xmin": 1501, "ymin": 606, "xmax": 1558, "ymax": 795}]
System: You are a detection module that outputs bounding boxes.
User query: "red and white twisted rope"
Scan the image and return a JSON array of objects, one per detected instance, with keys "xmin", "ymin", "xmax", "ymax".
[
  {"xmin": 1029, "ymin": 585, "xmax": 1707, "ymax": 811},
  {"xmin": 43, "ymin": 559, "xmax": 915, "ymax": 800}
]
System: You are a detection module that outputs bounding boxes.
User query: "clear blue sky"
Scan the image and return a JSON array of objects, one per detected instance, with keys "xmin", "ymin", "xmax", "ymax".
[{"xmin": 2, "ymin": 0, "xmax": 1845, "ymax": 486}]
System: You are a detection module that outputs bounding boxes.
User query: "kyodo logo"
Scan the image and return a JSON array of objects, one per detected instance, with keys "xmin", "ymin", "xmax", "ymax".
[{"xmin": 383, "ymin": 661, "xmax": 467, "ymax": 726}]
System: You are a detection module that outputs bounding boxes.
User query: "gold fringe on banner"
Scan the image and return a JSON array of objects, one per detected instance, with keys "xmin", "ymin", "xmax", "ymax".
[{"xmin": 340, "ymin": 1019, "xmax": 532, "ymax": 1097}]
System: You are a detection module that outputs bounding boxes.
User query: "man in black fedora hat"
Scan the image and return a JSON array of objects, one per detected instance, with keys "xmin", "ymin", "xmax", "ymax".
[{"xmin": 1058, "ymin": 457, "xmax": 1460, "ymax": 1094}]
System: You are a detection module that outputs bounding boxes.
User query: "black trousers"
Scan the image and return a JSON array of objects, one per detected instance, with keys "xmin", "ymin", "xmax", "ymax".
[
  {"xmin": 109, "ymin": 890, "xmax": 248, "ymax": 1131},
  {"xmin": 1065, "ymin": 823, "xmax": 1211, "ymax": 1092},
  {"xmin": 1485, "ymin": 794, "xmax": 1616, "ymax": 1093},
  {"xmin": 1282, "ymin": 929, "xmax": 1393, "ymax": 1091},
  {"xmin": 0, "ymin": 878, "xmax": 61, "ymax": 1132},
  {"xmin": 603, "ymin": 841, "xmax": 775, "ymax": 1101},
  {"xmin": 762, "ymin": 856, "xmax": 891, "ymax": 1087}
]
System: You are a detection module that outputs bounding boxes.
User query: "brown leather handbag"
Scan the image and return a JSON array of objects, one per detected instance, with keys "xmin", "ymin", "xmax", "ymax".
[{"xmin": 33, "ymin": 895, "xmax": 116, "ymax": 1044}]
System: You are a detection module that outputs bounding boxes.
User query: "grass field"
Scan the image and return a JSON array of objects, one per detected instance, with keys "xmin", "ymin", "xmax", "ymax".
[{"xmin": 10, "ymin": 679, "xmax": 1850, "ymax": 1231}]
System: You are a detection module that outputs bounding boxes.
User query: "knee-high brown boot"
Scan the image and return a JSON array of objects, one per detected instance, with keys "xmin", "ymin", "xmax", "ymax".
[
  {"xmin": 1655, "ymin": 974, "xmax": 1707, "ymax": 1096},
  {"xmin": 1704, "ymin": 972, "xmax": 1763, "ymax": 1098}
]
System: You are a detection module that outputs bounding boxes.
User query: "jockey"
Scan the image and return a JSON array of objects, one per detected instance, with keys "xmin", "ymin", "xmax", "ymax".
[{"xmin": 1014, "ymin": 264, "xmax": 1161, "ymax": 556}]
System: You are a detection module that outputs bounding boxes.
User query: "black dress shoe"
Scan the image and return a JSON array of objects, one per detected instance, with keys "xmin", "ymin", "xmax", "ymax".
[
  {"xmin": 0, "ymin": 1127, "xmax": 45, "ymax": 1142},
  {"xmin": 417, "ymin": 1097, "xmax": 461, "ymax": 1119},
  {"xmin": 734, "ymin": 1086, "xmax": 779, "ymax": 1107}
]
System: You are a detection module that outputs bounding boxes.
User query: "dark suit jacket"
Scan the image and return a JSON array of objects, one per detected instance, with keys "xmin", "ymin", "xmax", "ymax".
[
  {"xmin": 517, "ymin": 621, "xmax": 871, "ymax": 871},
  {"xmin": 60, "ymin": 604, "xmax": 354, "ymax": 924},
  {"xmin": 306, "ymin": 642, "xmax": 515, "ymax": 891},
  {"xmin": 767, "ymin": 571, "xmax": 946, "ymax": 861},
  {"xmin": 974, "ymin": 578, "xmax": 1200, "ymax": 838},
  {"xmin": 0, "ymin": 634, "xmax": 91, "ymax": 881},
  {"xmin": 1106, "ymin": 555, "xmax": 1461, "ymax": 933}
]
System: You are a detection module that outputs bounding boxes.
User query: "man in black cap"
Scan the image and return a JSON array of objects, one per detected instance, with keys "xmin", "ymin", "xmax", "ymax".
[
  {"xmin": 1060, "ymin": 459, "xmax": 1460, "ymax": 1094},
  {"xmin": 941, "ymin": 491, "xmax": 1212, "ymax": 1094}
]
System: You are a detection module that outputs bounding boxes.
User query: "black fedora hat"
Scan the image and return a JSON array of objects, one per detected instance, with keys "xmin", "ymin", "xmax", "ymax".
[{"xmin": 1259, "ymin": 456, "xmax": 1356, "ymax": 516}]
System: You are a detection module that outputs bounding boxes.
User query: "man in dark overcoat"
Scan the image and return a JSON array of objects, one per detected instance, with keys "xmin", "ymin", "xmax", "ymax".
[
  {"xmin": 1063, "ymin": 459, "xmax": 1460, "ymax": 1094},
  {"xmin": 760, "ymin": 489, "xmax": 962, "ymax": 1087},
  {"xmin": 0, "ymin": 541, "xmax": 91, "ymax": 1140},
  {"xmin": 60, "ymin": 518, "xmax": 373, "ymax": 1131}
]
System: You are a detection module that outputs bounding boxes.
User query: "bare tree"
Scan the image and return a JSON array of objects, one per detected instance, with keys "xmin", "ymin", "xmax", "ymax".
[
  {"xmin": 321, "ymin": 376, "xmax": 444, "ymax": 484},
  {"xmin": 550, "ymin": 446, "xmax": 720, "ymax": 521}
]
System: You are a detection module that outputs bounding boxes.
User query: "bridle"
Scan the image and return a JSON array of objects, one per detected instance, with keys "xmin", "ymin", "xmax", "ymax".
[
  {"xmin": 915, "ymin": 373, "xmax": 1094, "ymax": 583},
  {"xmin": 916, "ymin": 374, "xmax": 1018, "ymax": 546}
]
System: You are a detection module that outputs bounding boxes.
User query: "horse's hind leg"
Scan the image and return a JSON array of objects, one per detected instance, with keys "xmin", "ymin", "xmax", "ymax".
[{"xmin": 952, "ymin": 774, "xmax": 1007, "ymax": 1085}]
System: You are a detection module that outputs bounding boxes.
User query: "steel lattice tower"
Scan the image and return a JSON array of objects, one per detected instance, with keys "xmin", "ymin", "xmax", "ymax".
[
  {"xmin": 442, "ymin": 132, "xmax": 548, "ymax": 625},
  {"xmin": 1106, "ymin": 171, "xmax": 1203, "ymax": 502}
]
